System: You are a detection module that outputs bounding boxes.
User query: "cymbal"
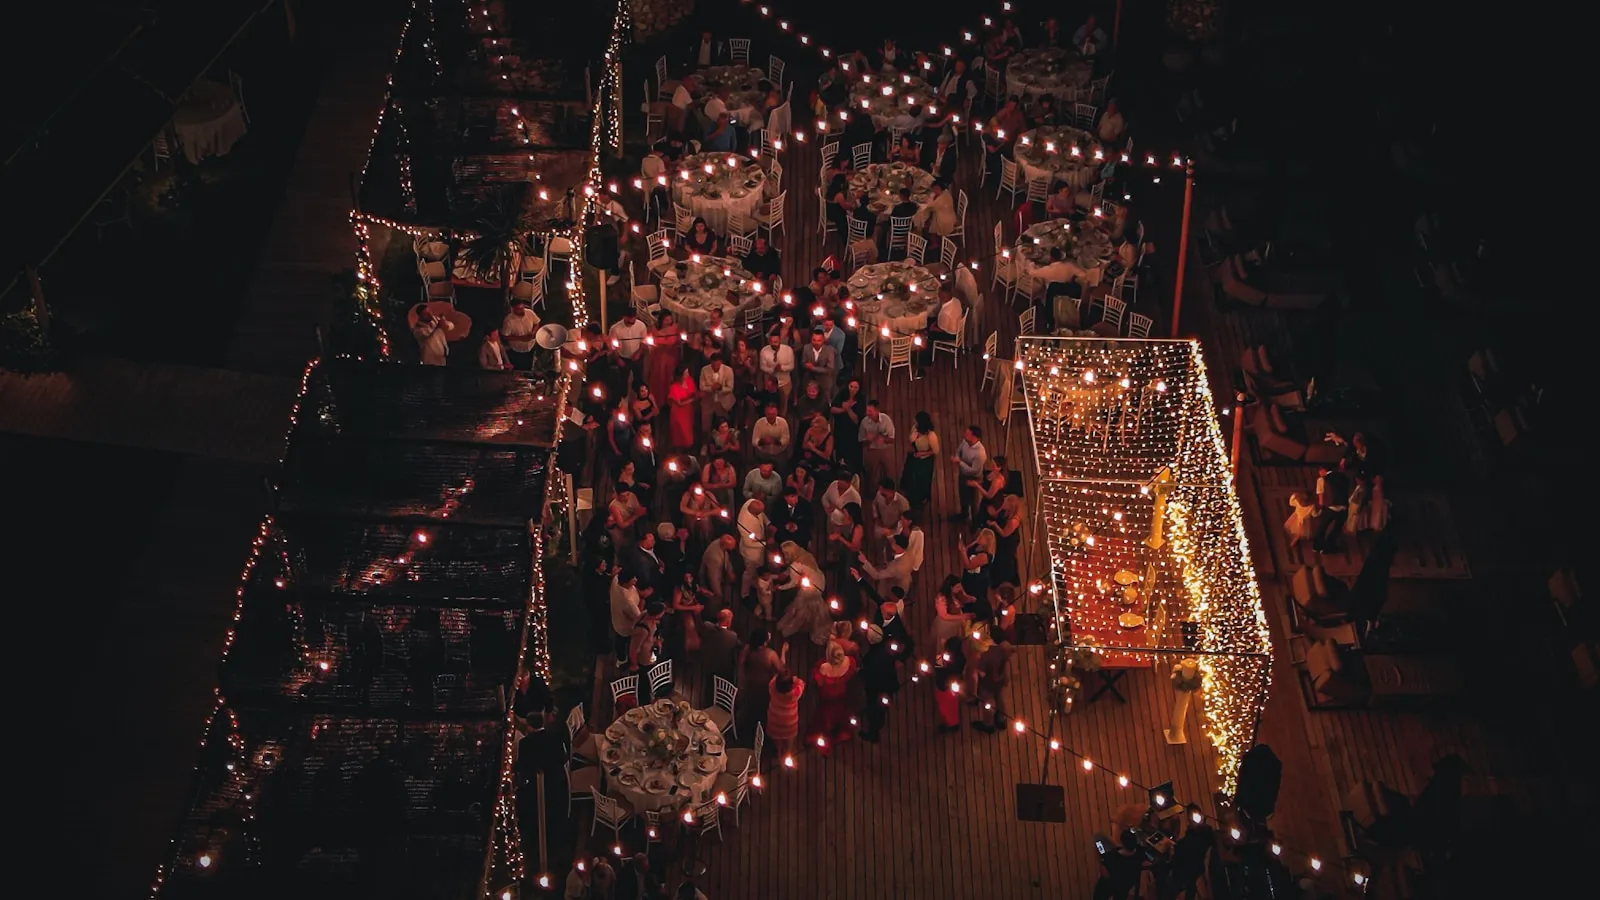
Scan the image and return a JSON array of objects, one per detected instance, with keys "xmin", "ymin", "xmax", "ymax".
[{"xmin": 535, "ymin": 323, "xmax": 568, "ymax": 349}]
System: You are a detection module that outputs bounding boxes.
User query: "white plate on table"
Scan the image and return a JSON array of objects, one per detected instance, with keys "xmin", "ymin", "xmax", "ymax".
[{"xmin": 617, "ymin": 767, "xmax": 643, "ymax": 788}]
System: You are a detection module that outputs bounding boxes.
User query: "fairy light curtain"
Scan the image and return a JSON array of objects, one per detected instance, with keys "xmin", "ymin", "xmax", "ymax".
[{"xmin": 1018, "ymin": 337, "xmax": 1271, "ymax": 793}]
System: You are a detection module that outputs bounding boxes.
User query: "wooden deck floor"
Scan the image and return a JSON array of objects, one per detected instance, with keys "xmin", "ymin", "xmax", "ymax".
[{"xmin": 564, "ymin": 115, "xmax": 1246, "ymax": 898}]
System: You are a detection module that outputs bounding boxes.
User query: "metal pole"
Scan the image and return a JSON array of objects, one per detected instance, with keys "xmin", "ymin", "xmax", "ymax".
[
  {"xmin": 536, "ymin": 771, "xmax": 549, "ymax": 877},
  {"xmin": 1114, "ymin": 0, "xmax": 1124, "ymax": 51},
  {"xmin": 1169, "ymin": 163, "xmax": 1195, "ymax": 337},
  {"xmin": 1230, "ymin": 393, "xmax": 1246, "ymax": 474},
  {"xmin": 597, "ymin": 265, "xmax": 608, "ymax": 332}
]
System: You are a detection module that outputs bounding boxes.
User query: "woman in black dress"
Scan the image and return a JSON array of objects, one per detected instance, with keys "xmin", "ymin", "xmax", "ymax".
[{"xmin": 830, "ymin": 376, "xmax": 867, "ymax": 471}]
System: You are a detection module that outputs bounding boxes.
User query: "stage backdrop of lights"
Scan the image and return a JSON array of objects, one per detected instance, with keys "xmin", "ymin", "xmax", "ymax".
[{"xmin": 1017, "ymin": 337, "xmax": 1271, "ymax": 794}]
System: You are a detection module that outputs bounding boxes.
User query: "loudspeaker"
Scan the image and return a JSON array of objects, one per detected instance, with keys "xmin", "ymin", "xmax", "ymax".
[
  {"xmin": 1235, "ymin": 744, "xmax": 1282, "ymax": 824},
  {"xmin": 584, "ymin": 224, "xmax": 619, "ymax": 270}
]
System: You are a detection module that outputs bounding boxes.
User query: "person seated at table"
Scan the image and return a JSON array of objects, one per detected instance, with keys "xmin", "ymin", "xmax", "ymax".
[
  {"xmin": 1045, "ymin": 181, "xmax": 1075, "ymax": 218},
  {"xmin": 688, "ymin": 30, "xmax": 726, "ymax": 68},
  {"xmin": 1073, "ymin": 14, "xmax": 1108, "ymax": 57},
  {"xmin": 825, "ymin": 157, "xmax": 858, "ymax": 237},
  {"xmin": 981, "ymin": 99, "xmax": 1023, "ymax": 177},
  {"xmin": 878, "ymin": 38, "xmax": 900, "ymax": 71},
  {"xmin": 888, "ymin": 187, "xmax": 920, "ymax": 223},
  {"xmin": 1110, "ymin": 233, "xmax": 1137, "ymax": 276},
  {"xmin": 684, "ymin": 217, "xmax": 721, "ymax": 256},
  {"xmin": 667, "ymin": 77, "xmax": 695, "ymax": 134},
  {"xmin": 655, "ymin": 130, "xmax": 688, "ymax": 164},
  {"xmin": 743, "ymin": 235, "xmax": 782, "ymax": 281},
  {"xmin": 841, "ymin": 110, "xmax": 879, "ymax": 159},
  {"xmin": 703, "ymin": 111, "xmax": 737, "ymax": 151},
  {"xmin": 983, "ymin": 30, "xmax": 1015, "ymax": 69},
  {"xmin": 1033, "ymin": 245, "xmax": 1087, "ymax": 288},
  {"xmin": 1000, "ymin": 18, "xmax": 1025, "ymax": 49},
  {"xmin": 808, "ymin": 266, "xmax": 839, "ymax": 301},
  {"xmin": 1030, "ymin": 94, "xmax": 1061, "ymax": 127},
  {"xmin": 927, "ymin": 285, "xmax": 966, "ymax": 344},
  {"xmin": 916, "ymin": 180, "xmax": 958, "ymax": 237},
  {"xmin": 817, "ymin": 60, "xmax": 847, "ymax": 108},
  {"xmin": 703, "ymin": 85, "xmax": 728, "ymax": 123},
  {"xmin": 1097, "ymin": 99, "xmax": 1127, "ymax": 143},
  {"xmin": 892, "ymin": 135, "xmax": 921, "ymax": 165},
  {"xmin": 1040, "ymin": 17, "xmax": 1064, "ymax": 47},
  {"xmin": 914, "ymin": 129, "xmax": 954, "ymax": 180}
]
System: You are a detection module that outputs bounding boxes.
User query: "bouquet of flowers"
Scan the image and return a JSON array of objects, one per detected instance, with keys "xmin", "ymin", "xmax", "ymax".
[
  {"xmin": 1171, "ymin": 658, "xmax": 1204, "ymax": 692},
  {"xmin": 640, "ymin": 721, "xmax": 685, "ymax": 763}
]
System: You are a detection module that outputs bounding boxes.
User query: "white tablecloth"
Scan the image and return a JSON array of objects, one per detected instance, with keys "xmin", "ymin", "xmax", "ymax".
[
  {"xmin": 847, "ymin": 67, "xmax": 936, "ymax": 130},
  {"xmin": 846, "ymin": 262, "xmax": 940, "ymax": 335},
  {"xmin": 173, "ymin": 82, "xmax": 247, "ymax": 164},
  {"xmin": 1014, "ymin": 126, "xmax": 1105, "ymax": 190},
  {"xmin": 671, "ymin": 152, "xmax": 766, "ymax": 235},
  {"xmin": 848, "ymin": 162, "xmax": 933, "ymax": 219},
  {"xmin": 658, "ymin": 255, "xmax": 770, "ymax": 331},
  {"xmin": 595, "ymin": 700, "xmax": 727, "ymax": 812},
  {"xmin": 691, "ymin": 64, "xmax": 768, "ymax": 130},
  {"xmin": 1004, "ymin": 48, "xmax": 1092, "ymax": 101},
  {"xmin": 1013, "ymin": 218, "xmax": 1112, "ymax": 288}
]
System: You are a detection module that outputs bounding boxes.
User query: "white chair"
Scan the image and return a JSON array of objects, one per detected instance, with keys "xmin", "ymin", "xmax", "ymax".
[
  {"xmin": 1097, "ymin": 296, "xmax": 1127, "ymax": 335},
  {"xmin": 932, "ymin": 309, "xmax": 968, "ymax": 366},
  {"xmin": 1114, "ymin": 272, "xmax": 1139, "ymax": 304},
  {"xmin": 949, "ymin": 190, "xmax": 969, "ymax": 245},
  {"xmin": 643, "ymin": 808, "xmax": 664, "ymax": 846},
  {"xmin": 851, "ymin": 142, "xmax": 873, "ymax": 170},
  {"xmin": 742, "ymin": 305, "xmax": 765, "ymax": 332},
  {"xmin": 905, "ymin": 232, "xmax": 928, "ymax": 265},
  {"xmin": 887, "ymin": 215, "xmax": 913, "ymax": 259},
  {"xmin": 1090, "ymin": 75, "xmax": 1110, "ymax": 105},
  {"xmin": 712, "ymin": 756, "xmax": 752, "ymax": 825},
  {"xmin": 755, "ymin": 128, "xmax": 776, "ymax": 158},
  {"xmin": 567, "ymin": 704, "xmax": 599, "ymax": 761},
  {"xmin": 939, "ymin": 236, "xmax": 959, "ymax": 272},
  {"xmin": 1025, "ymin": 176, "xmax": 1050, "ymax": 205},
  {"xmin": 991, "ymin": 252, "xmax": 1017, "ymax": 299},
  {"xmin": 759, "ymin": 190, "xmax": 787, "ymax": 238},
  {"xmin": 647, "ymin": 659, "xmax": 674, "ymax": 699},
  {"xmin": 996, "ymin": 157, "xmax": 1023, "ymax": 205},
  {"xmin": 631, "ymin": 283, "xmax": 660, "ymax": 318},
  {"xmin": 640, "ymin": 155, "xmax": 668, "ymax": 220},
  {"xmin": 766, "ymin": 158, "xmax": 784, "ymax": 196},
  {"xmin": 609, "ymin": 674, "xmax": 638, "ymax": 707},
  {"xmin": 847, "ymin": 239, "xmax": 871, "ymax": 272},
  {"xmin": 726, "ymin": 234, "xmax": 753, "ymax": 258},
  {"xmin": 642, "ymin": 80, "xmax": 663, "ymax": 139},
  {"xmin": 984, "ymin": 67, "xmax": 1002, "ymax": 106},
  {"xmin": 1075, "ymin": 102, "xmax": 1098, "ymax": 129},
  {"xmin": 1127, "ymin": 311, "xmax": 1154, "ymax": 338},
  {"xmin": 591, "ymin": 792, "xmax": 635, "ymax": 840},
  {"xmin": 846, "ymin": 215, "xmax": 870, "ymax": 245},
  {"xmin": 1013, "ymin": 271, "xmax": 1044, "ymax": 308},
  {"xmin": 654, "ymin": 56, "xmax": 671, "ymax": 98},
  {"xmin": 728, "ymin": 210, "xmax": 757, "ymax": 243},
  {"xmin": 151, "ymin": 130, "xmax": 173, "ymax": 169},
  {"xmin": 980, "ymin": 331, "xmax": 1000, "ymax": 391},
  {"xmin": 821, "ymin": 141, "xmax": 839, "ymax": 170},
  {"xmin": 857, "ymin": 321, "xmax": 878, "ymax": 362},
  {"xmin": 725, "ymin": 722, "xmax": 765, "ymax": 780},
  {"xmin": 707, "ymin": 675, "xmax": 738, "ymax": 737},
  {"xmin": 768, "ymin": 55, "xmax": 785, "ymax": 86},
  {"xmin": 646, "ymin": 229, "xmax": 673, "ymax": 277},
  {"xmin": 519, "ymin": 243, "xmax": 548, "ymax": 283},
  {"xmin": 510, "ymin": 272, "xmax": 545, "ymax": 308},
  {"xmin": 567, "ymin": 759, "xmax": 601, "ymax": 817},
  {"xmin": 692, "ymin": 797, "xmax": 724, "ymax": 841},
  {"xmin": 674, "ymin": 202, "xmax": 696, "ymax": 237},
  {"xmin": 816, "ymin": 186, "xmax": 836, "ymax": 239},
  {"xmin": 885, "ymin": 335, "xmax": 914, "ymax": 383},
  {"xmin": 1018, "ymin": 306, "xmax": 1037, "ymax": 336},
  {"xmin": 729, "ymin": 38, "xmax": 751, "ymax": 65},
  {"xmin": 767, "ymin": 101, "xmax": 791, "ymax": 141}
]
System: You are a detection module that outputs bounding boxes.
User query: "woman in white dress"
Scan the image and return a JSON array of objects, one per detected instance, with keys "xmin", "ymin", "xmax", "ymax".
[
  {"xmin": 776, "ymin": 540, "xmax": 833, "ymax": 646},
  {"xmin": 1283, "ymin": 491, "xmax": 1316, "ymax": 543}
]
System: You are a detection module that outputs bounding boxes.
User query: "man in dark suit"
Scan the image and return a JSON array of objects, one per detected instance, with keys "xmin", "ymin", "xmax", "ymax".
[
  {"xmin": 695, "ymin": 607, "xmax": 742, "ymax": 700},
  {"xmin": 858, "ymin": 592, "xmax": 913, "ymax": 742},
  {"xmin": 888, "ymin": 187, "xmax": 920, "ymax": 222},
  {"xmin": 924, "ymin": 132, "xmax": 958, "ymax": 183},
  {"xmin": 622, "ymin": 528, "xmax": 668, "ymax": 602},
  {"xmin": 769, "ymin": 484, "xmax": 815, "ymax": 547},
  {"xmin": 687, "ymin": 31, "xmax": 727, "ymax": 68}
]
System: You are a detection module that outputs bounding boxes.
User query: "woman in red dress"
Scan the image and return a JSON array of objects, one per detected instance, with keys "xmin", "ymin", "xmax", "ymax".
[
  {"xmin": 644, "ymin": 311, "xmax": 682, "ymax": 405},
  {"xmin": 666, "ymin": 365, "xmax": 699, "ymax": 451},
  {"xmin": 811, "ymin": 640, "xmax": 858, "ymax": 753}
]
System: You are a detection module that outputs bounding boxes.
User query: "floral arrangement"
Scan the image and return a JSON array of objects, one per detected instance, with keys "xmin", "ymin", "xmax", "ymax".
[
  {"xmin": 1171, "ymin": 658, "xmax": 1204, "ymax": 692},
  {"xmin": 639, "ymin": 720, "xmax": 687, "ymax": 763}
]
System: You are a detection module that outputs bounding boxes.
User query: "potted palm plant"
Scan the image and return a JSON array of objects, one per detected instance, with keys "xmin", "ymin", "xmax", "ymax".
[{"xmin": 457, "ymin": 183, "xmax": 534, "ymax": 299}]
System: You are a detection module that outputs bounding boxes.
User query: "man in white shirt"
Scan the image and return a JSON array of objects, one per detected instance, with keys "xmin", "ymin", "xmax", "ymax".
[
  {"xmin": 609, "ymin": 571, "xmax": 643, "ymax": 664},
  {"xmin": 858, "ymin": 400, "xmax": 896, "ymax": 484},
  {"xmin": 500, "ymin": 298, "xmax": 540, "ymax": 369},
  {"xmin": 860, "ymin": 533, "xmax": 915, "ymax": 597},
  {"xmin": 665, "ymin": 77, "xmax": 695, "ymax": 133},
  {"xmin": 895, "ymin": 512, "xmax": 925, "ymax": 572},
  {"xmin": 915, "ymin": 180, "xmax": 957, "ymax": 237},
  {"xmin": 479, "ymin": 330, "xmax": 511, "ymax": 370},
  {"xmin": 703, "ymin": 88, "xmax": 728, "ymax": 125},
  {"xmin": 758, "ymin": 328, "xmax": 795, "ymax": 412},
  {"xmin": 699, "ymin": 355, "xmax": 735, "ymax": 432},
  {"xmin": 927, "ymin": 285, "xmax": 965, "ymax": 348},
  {"xmin": 750, "ymin": 403, "xmax": 791, "ymax": 466},
  {"xmin": 609, "ymin": 310, "xmax": 650, "ymax": 384},
  {"xmin": 951, "ymin": 424, "xmax": 988, "ymax": 522},
  {"xmin": 736, "ymin": 498, "xmax": 770, "ymax": 599},
  {"xmin": 412, "ymin": 306, "xmax": 453, "ymax": 366}
]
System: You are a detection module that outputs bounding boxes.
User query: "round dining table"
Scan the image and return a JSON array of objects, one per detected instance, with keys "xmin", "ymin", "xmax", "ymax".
[
  {"xmin": 847, "ymin": 67, "xmax": 936, "ymax": 130},
  {"xmin": 845, "ymin": 262, "xmax": 941, "ymax": 336},
  {"xmin": 1013, "ymin": 126, "xmax": 1107, "ymax": 190},
  {"xmin": 172, "ymin": 81, "xmax": 247, "ymax": 164},
  {"xmin": 658, "ymin": 255, "xmax": 770, "ymax": 331},
  {"xmin": 595, "ymin": 699, "xmax": 727, "ymax": 813},
  {"xmin": 690, "ymin": 64, "xmax": 769, "ymax": 130},
  {"xmin": 1013, "ymin": 217, "xmax": 1115, "ymax": 289},
  {"xmin": 671, "ymin": 152, "xmax": 767, "ymax": 236},
  {"xmin": 1003, "ymin": 47, "xmax": 1092, "ymax": 102}
]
